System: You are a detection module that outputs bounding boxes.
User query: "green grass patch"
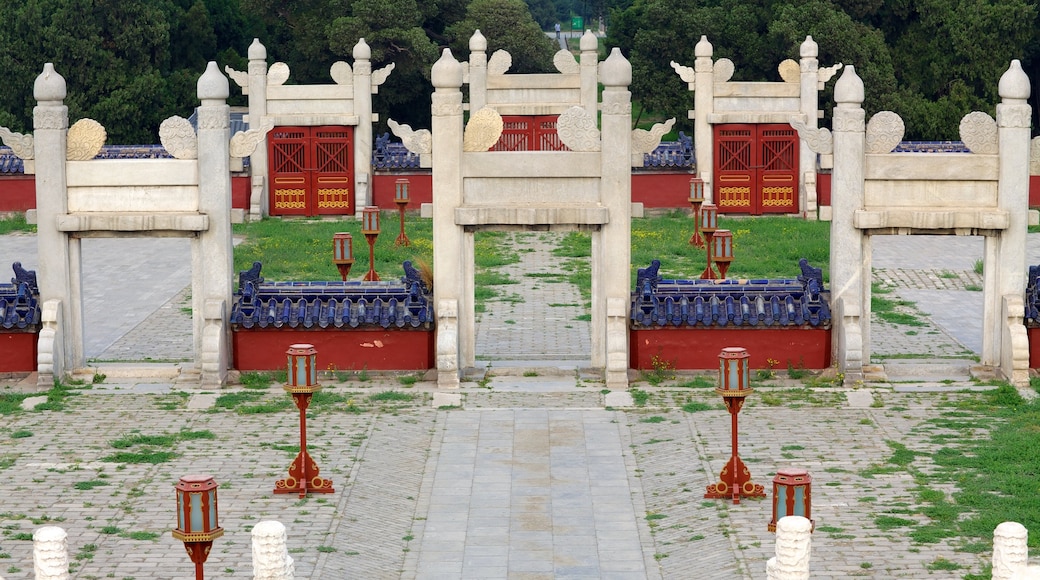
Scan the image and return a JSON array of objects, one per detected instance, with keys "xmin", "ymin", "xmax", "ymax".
[
  {"xmin": 0, "ymin": 215, "xmax": 36, "ymax": 235},
  {"xmin": 9, "ymin": 430, "xmax": 32, "ymax": 439},
  {"xmin": 629, "ymin": 388, "xmax": 650, "ymax": 406},
  {"xmin": 640, "ymin": 416, "xmax": 666, "ymax": 423},
  {"xmin": 73, "ymin": 480, "xmax": 110, "ymax": 490},
  {"xmin": 682, "ymin": 401, "xmax": 712, "ymax": 413},
  {"xmin": 100, "ymin": 451, "xmax": 178, "ymax": 464},
  {"xmin": 368, "ymin": 390, "xmax": 415, "ymax": 402}
]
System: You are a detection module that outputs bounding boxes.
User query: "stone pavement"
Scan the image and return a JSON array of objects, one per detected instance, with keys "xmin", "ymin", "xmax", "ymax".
[{"xmin": 1, "ymin": 229, "xmax": 1038, "ymax": 579}]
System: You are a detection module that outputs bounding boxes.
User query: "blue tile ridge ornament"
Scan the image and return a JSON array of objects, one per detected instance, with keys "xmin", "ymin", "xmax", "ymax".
[
  {"xmin": 1024, "ymin": 264, "xmax": 1040, "ymax": 326},
  {"xmin": 631, "ymin": 258, "xmax": 830, "ymax": 328},
  {"xmin": 230, "ymin": 262, "xmax": 433, "ymax": 330},
  {"xmin": 1, "ymin": 262, "xmax": 41, "ymax": 330}
]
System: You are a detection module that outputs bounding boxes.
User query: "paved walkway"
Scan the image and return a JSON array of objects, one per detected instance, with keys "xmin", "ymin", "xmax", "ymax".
[{"xmin": 0, "ymin": 229, "xmax": 1037, "ymax": 579}]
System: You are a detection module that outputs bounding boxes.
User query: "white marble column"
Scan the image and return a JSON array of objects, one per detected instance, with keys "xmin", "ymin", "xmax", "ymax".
[
  {"xmin": 353, "ymin": 39, "xmax": 374, "ymax": 214},
  {"xmin": 468, "ymin": 31, "xmax": 487, "ymax": 113},
  {"xmin": 247, "ymin": 38, "xmax": 269, "ymax": 219},
  {"xmin": 799, "ymin": 36, "xmax": 820, "ymax": 218},
  {"xmin": 579, "ymin": 30, "xmax": 599, "ymax": 116},
  {"xmin": 693, "ymin": 36, "xmax": 714, "ymax": 201}
]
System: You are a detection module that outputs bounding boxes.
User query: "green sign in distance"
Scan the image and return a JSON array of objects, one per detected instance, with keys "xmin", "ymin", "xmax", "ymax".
[{"xmin": 571, "ymin": 16, "xmax": 583, "ymax": 30}]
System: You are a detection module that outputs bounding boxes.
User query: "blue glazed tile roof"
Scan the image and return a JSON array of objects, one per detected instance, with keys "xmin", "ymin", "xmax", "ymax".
[
  {"xmin": 230, "ymin": 261, "xmax": 433, "ymax": 330},
  {"xmin": 0, "ymin": 262, "xmax": 40, "ymax": 330},
  {"xmin": 630, "ymin": 258, "xmax": 831, "ymax": 328},
  {"xmin": 1024, "ymin": 265, "xmax": 1040, "ymax": 326}
]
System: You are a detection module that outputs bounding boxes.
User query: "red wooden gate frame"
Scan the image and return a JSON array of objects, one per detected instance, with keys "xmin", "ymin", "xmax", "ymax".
[
  {"xmin": 492, "ymin": 116, "xmax": 568, "ymax": 151},
  {"xmin": 268, "ymin": 126, "xmax": 354, "ymax": 216},
  {"xmin": 713, "ymin": 124, "xmax": 798, "ymax": 214}
]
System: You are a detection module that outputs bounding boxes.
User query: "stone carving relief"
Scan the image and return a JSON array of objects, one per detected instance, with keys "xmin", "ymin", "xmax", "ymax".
[
  {"xmin": 817, "ymin": 63, "xmax": 843, "ymax": 89},
  {"xmin": 33, "ymin": 526, "xmax": 69, "ymax": 580},
  {"xmin": 66, "ymin": 119, "xmax": 106, "ymax": 161},
  {"xmin": 670, "ymin": 61, "xmax": 696, "ymax": 84},
  {"xmin": 557, "ymin": 106, "xmax": 601, "ymax": 152},
  {"xmin": 431, "ymin": 92, "xmax": 463, "ymax": 117},
  {"xmin": 714, "ymin": 58, "xmax": 735, "ymax": 83},
  {"xmin": 488, "ymin": 50, "xmax": 512, "ymax": 75},
  {"xmin": 832, "ymin": 108, "xmax": 865, "ymax": 133},
  {"xmin": 159, "ymin": 116, "xmax": 198, "ymax": 159},
  {"xmin": 330, "ymin": 61, "xmax": 352, "ymax": 85},
  {"xmin": 230, "ymin": 118, "xmax": 275, "ymax": 158},
  {"xmin": 789, "ymin": 118, "xmax": 832, "ymax": 154},
  {"xmin": 553, "ymin": 50, "xmax": 579, "ymax": 74},
  {"xmin": 994, "ymin": 522, "xmax": 1029, "ymax": 580},
  {"xmin": 865, "ymin": 111, "xmax": 904, "ymax": 154},
  {"xmin": 778, "ymin": 59, "xmax": 799, "ymax": 83},
  {"xmin": 225, "ymin": 65, "xmax": 248, "ymax": 89},
  {"xmin": 197, "ymin": 108, "xmax": 229, "ymax": 130},
  {"xmin": 463, "ymin": 107, "xmax": 504, "ymax": 152},
  {"xmin": 767, "ymin": 516, "xmax": 812, "ymax": 580},
  {"xmin": 960, "ymin": 111, "xmax": 998, "ymax": 154},
  {"xmin": 388, "ymin": 118, "xmax": 433, "ymax": 154},
  {"xmin": 998, "ymin": 104, "xmax": 1032, "ymax": 129},
  {"xmin": 1030, "ymin": 137, "xmax": 1040, "ymax": 175},
  {"xmin": 372, "ymin": 63, "xmax": 396, "ymax": 89},
  {"xmin": 33, "ymin": 109, "xmax": 68, "ymax": 131},
  {"xmin": 252, "ymin": 520, "xmax": 295, "ymax": 580},
  {"xmin": 632, "ymin": 118, "xmax": 675, "ymax": 155},
  {"xmin": 268, "ymin": 62, "xmax": 290, "ymax": 86},
  {"xmin": 0, "ymin": 126, "xmax": 35, "ymax": 159}
]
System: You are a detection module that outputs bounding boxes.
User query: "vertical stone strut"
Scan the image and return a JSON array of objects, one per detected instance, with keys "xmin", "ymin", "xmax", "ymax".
[
  {"xmin": 353, "ymin": 39, "xmax": 374, "ymax": 212},
  {"xmin": 247, "ymin": 39, "xmax": 269, "ymax": 219}
]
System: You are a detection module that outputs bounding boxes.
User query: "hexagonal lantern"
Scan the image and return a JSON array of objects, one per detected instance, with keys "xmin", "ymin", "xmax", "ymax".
[{"xmin": 769, "ymin": 468, "xmax": 814, "ymax": 532}]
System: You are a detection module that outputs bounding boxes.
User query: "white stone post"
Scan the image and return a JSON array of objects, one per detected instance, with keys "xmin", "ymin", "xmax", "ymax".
[
  {"xmin": 599, "ymin": 48, "xmax": 632, "ymax": 389},
  {"xmin": 353, "ymin": 39, "xmax": 374, "ymax": 214},
  {"xmin": 33, "ymin": 63, "xmax": 82, "ymax": 386},
  {"xmin": 252, "ymin": 520, "xmax": 295, "ymax": 580},
  {"xmin": 829, "ymin": 65, "xmax": 867, "ymax": 381},
  {"xmin": 579, "ymin": 30, "xmax": 598, "ymax": 117},
  {"xmin": 991, "ymin": 61, "xmax": 1031, "ymax": 382},
  {"xmin": 693, "ymin": 36, "xmax": 714, "ymax": 201},
  {"xmin": 431, "ymin": 49, "xmax": 465, "ymax": 388},
  {"xmin": 468, "ymin": 31, "xmax": 487, "ymax": 113},
  {"xmin": 196, "ymin": 62, "xmax": 234, "ymax": 386},
  {"xmin": 766, "ymin": 516, "xmax": 812, "ymax": 580},
  {"xmin": 799, "ymin": 36, "xmax": 820, "ymax": 219},
  {"xmin": 247, "ymin": 39, "xmax": 269, "ymax": 219},
  {"xmin": 994, "ymin": 522, "xmax": 1029, "ymax": 580},
  {"xmin": 33, "ymin": 526, "xmax": 69, "ymax": 580}
]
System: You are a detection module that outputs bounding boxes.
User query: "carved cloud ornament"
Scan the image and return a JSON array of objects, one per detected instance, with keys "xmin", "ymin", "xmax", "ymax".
[
  {"xmin": 268, "ymin": 62, "xmax": 290, "ymax": 86},
  {"xmin": 960, "ymin": 111, "xmax": 998, "ymax": 154},
  {"xmin": 632, "ymin": 118, "xmax": 675, "ymax": 155},
  {"xmin": 553, "ymin": 50, "xmax": 579, "ymax": 74},
  {"xmin": 66, "ymin": 119, "xmax": 106, "ymax": 161},
  {"xmin": 788, "ymin": 118, "xmax": 832, "ymax": 155},
  {"xmin": 778, "ymin": 59, "xmax": 799, "ymax": 83},
  {"xmin": 714, "ymin": 58, "xmax": 735, "ymax": 83},
  {"xmin": 463, "ymin": 107, "xmax": 504, "ymax": 152},
  {"xmin": 388, "ymin": 118, "xmax": 432, "ymax": 154},
  {"xmin": 817, "ymin": 63, "xmax": 843, "ymax": 89},
  {"xmin": 557, "ymin": 106, "xmax": 600, "ymax": 152},
  {"xmin": 865, "ymin": 111, "xmax": 904, "ymax": 154},
  {"xmin": 330, "ymin": 61, "xmax": 352, "ymax": 85},
  {"xmin": 0, "ymin": 126, "xmax": 34, "ymax": 159},
  {"xmin": 225, "ymin": 65, "xmax": 248, "ymax": 89},
  {"xmin": 230, "ymin": 118, "xmax": 275, "ymax": 158},
  {"xmin": 670, "ymin": 61, "xmax": 695, "ymax": 84},
  {"xmin": 372, "ymin": 63, "xmax": 396, "ymax": 89},
  {"xmin": 159, "ymin": 116, "xmax": 198, "ymax": 159},
  {"xmin": 488, "ymin": 50, "xmax": 512, "ymax": 75}
]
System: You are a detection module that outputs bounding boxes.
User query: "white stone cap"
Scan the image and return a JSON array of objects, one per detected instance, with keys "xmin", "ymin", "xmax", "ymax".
[
  {"xmin": 777, "ymin": 515, "xmax": 813, "ymax": 533},
  {"xmin": 695, "ymin": 35, "xmax": 712, "ymax": 58},
  {"xmin": 470, "ymin": 30, "xmax": 487, "ymax": 52},
  {"xmin": 34, "ymin": 63, "xmax": 66, "ymax": 102},
  {"xmin": 600, "ymin": 47, "xmax": 631, "ymax": 87},
  {"xmin": 432, "ymin": 49, "xmax": 463, "ymax": 88},
  {"xmin": 999, "ymin": 60, "xmax": 1030, "ymax": 101},
  {"xmin": 33, "ymin": 525, "xmax": 67, "ymax": 543},
  {"xmin": 801, "ymin": 36, "xmax": 818, "ymax": 58},
  {"xmin": 580, "ymin": 29, "xmax": 597, "ymax": 52},
  {"xmin": 834, "ymin": 65, "xmax": 863, "ymax": 105},
  {"xmin": 995, "ymin": 521, "xmax": 1029, "ymax": 538},
  {"xmin": 198, "ymin": 61, "xmax": 229, "ymax": 101},
  {"xmin": 252, "ymin": 519, "xmax": 287, "ymax": 538},
  {"xmin": 354, "ymin": 38, "xmax": 371, "ymax": 60},
  {"xmin": 248, "ymin": 38, "xmax": 266, "ymax": 60}
]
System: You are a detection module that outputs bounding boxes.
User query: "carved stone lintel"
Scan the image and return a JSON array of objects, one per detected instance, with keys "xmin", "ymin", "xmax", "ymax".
[
  {"xmin": 33, "ymin": 526, "xmax": 70, "ymax": 580},
  {"xmin": 372, "ymin": 63, "xmax": 395, "ymax": 88},
  {"xmin": 159, "ymin": 116, "xmax": 198, "ymax": 159},
  {"xmin": 225, "ymin": 66, "xmax": 248, "ymax": 89},
  {"xmin": 554, "ymin": 50, "xmax": 579, "ymax": 74},
  {"xmin": 66, "ymin": 118, "xmax": 106, "ymax": 160},
  {"xmin": 557, "ymin": 106, "xmax": 600, "ymax": 152},
  {"xmin": 0, "ymin": 126, "xmax": 35, "ymax": 159},
  {"xmin": 197, "ymin": 106, "xmax": 230, "ymax": 131},
  {"xmin": 960, "ymin": 111, "xmax": 998, "ymax": 154},
  {"xmin": 330, "ymin": 61, "xmax": 352, "ymax": 85},
  {"xmin": 832, "ymin": 108, "xmax": 865, "ymax": 133},
  {"xmin": 714, "ymin": 58, "xmax": 735, "ymax": 83},
  {"xmin": 431, "ymin": 92, "xmax": 463, "ymax": 117},
  {"xmin": 997, "ymin": 103, "xmax": 1032, "ymax": 129},
  {"xmin": 463, "ymin": 108, "xmax": 503, "ymax": 152},
  {"xmin": 488, "ymin": 50, "xmax": 512, "ymax": 75},
  {"xmin": 671, "ymin": 61, "xmax": 695, "ymax": 84},
  {"xmin": 230, "ymin": 118, "xmax": 275, "ymax": 158},
  {"xmin": 778, "ymin": 59, "xmax": 799, "ymax": 83},
  {"xmin": 268, "ymin": 62, "xmax": 290, "ymax": 86},
  {"xmin": 865, "ymin": 111, "xmax": 904, "ymax": 154},
  {"xmin": 789, "ymin": 118, "xmax": 832, "ymax": 155}
]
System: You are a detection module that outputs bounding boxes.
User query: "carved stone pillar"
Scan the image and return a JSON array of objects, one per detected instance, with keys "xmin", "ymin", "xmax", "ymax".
[
  {"xmin": 693, "ymin": 36, "xmax": 715, "ymax": 202},
  {"xmin": 33, "ymin": 526, "xmax": 69, "ymax": 580},
  {"xmin": 353, "ymin": 39, "xmax": 374, "ymax": 214},
  {"xmin": 994, "ymin": 522, "xmax": 1029, "ymax": 580},
  {"xmin": 431, "ymin": 50, "xmax": 465, "ymax": 388},
  {"xmin": 247, "ymin": 39, "xmax": 269, "ymax": 219},
  {"xmin": 579, "ymin": 30, "xmax": 598, "ymax": 116},
  {"xmin": 468, "ymin": 31, "xmax": 487, "ymax": 112},
  {"xmin": 766, "ymin": 516, "xmax": 812, "ymax": 580},
  {"xmin": 252, "ymin": 520, "xmax": 295, "ymax": 580},
  {"xmin": 799, "ymin": 36, "xmax": 820, "ymax": 218},
  {"xmin": 829, "ymin": 65, "xmax": 867, "ymax": 381}
]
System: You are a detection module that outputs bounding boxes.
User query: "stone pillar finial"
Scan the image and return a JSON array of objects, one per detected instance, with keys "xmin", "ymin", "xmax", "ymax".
[
  {"xmin": 470, "ymin": 30, "xmax": 487, "ymax": 52},
  {"xmin": 252, "ymin": 520, "xmax": 295, "ymax": 580},
  {"xmin": 994, "ymin": 521, "xmax": 1030, "ymax": 579},
  {"xmin": 766, "ymin": 516, "xmax": 812, "ymax": 580},
  {"xmin": 248, "ymin": 38, "xmax": 267, "ymax": 61},
  {"xmin": 33, "ymin": 526, "xmax": 69, "ymax": 580},
  {"xmin": 34, "ymin": 63, "xmax": 67, "ymax": 103},
  {"xmin": 834, "ymin": 65, "xmax": 864, "ymax": 105},
  {"xmin": 198, "ymin": 61, "xmax": 230, "ymax": 102},
  {"xmin": 800, "ymin": 36, "xmax": 818, "ymax": 58},
  {"xmin": 353, "ymin": 38, "xmax": 371, "ymax": 61},
  {"xmin": 599, "ymin": 48, "xmax": 632, "ymax": 88},
  {"xmin": 432, "ymin": 49, "xmax": 463, "ymax": 89},
  {"xmin": 999, "ymin": 60, "xmax": 1030, "ymax": 103}
]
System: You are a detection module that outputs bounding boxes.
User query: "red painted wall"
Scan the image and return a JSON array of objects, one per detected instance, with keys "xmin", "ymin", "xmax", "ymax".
[
  {"xmin": 232, "ymin": 175, "xmax": 250, "ymax": 210},
  {"xmin": 0, "ymin": 177, "xmax": 36, "ymax": 213},
  {"xmin": 633, "ymin": 173, "xmax": 695, "ymax": 208},
  {"xmin": 373, "ymin": 173, "xmax": 433, "ymax": 209},
  {"xmin": 0, "ymin": 332, "xmax": 37, "ymax": 372},
  {"xmin": 817, "ymin": 172, "xmax": 831, "ymax": 207},
  {"xmin": 1029, "ymin": 327, "xmax": 1040, "ymax": 368},
  {"xmin": 233, "ymin": 329, "xmax": 434, "ymax": 371},
  {"xmin": 630, "ymin": 327, "xmax": 832, "ymax": 370}
]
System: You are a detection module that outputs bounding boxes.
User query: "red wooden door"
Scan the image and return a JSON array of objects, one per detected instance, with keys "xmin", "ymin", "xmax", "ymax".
[
  {"xmin": 492, "ymin": 116, "xmax": 569, "ymax": 151},
  {"xmin": 713, "ymin": 124, "xmax": 798, "ymax": 214},
  {"xmin": 268, "ymin": 126, "xmax": 354, "ymax": 216}
]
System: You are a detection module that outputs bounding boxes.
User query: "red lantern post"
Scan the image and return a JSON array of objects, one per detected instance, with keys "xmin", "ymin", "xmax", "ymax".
[
  {"xmin": 688, "ymin": 177, "xmax": 706, "ymax": 248},
  {"xmin": 712, "ymin": 229, "xmax": 734, "ymax": 280},
  {"xmin": 361, "ymin": 207, "xmax": 381, "ymax": 281},
  {"xmin": 769, "ymin": 468, "xmax": 814, "ymax": 532},
  {"xmin": 274, "ymin": 344, "xmax": 334, "ymax": 498},
  {"xmin": 699, "ymin": 204, "xmax": 719, "ymax": 280},
  {"xmin": 332, "ymin": 233, "xmax": 354, "ymax": 281},
  {"xmin": 394, "ymin": 178, "xmax": 411, "ymax": 247},
  {"xmin": 705, "ymin": 347, "xmax": 765, "ymax": 504},
  {"xmin": 172, "ymin": 474, "xmax": 223, "ymax": 580}
]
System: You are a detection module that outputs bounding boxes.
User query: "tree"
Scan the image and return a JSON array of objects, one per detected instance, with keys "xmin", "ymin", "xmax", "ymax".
[{"xmin": 446, "ymin": 0, "xmax": 557, "ymax": 74}]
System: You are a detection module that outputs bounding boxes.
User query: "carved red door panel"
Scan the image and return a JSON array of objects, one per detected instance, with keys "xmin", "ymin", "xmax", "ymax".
[
  {"xmin": 713, "ymin": 124, "xmax": 799, "ymax": 215},
  {"xmin": 492, "ymin": 116, "xmax": 569, "ymax": 151},
  {"xmin": 268, "ymin": 126, "xmax": 354, "ymax": 216}
]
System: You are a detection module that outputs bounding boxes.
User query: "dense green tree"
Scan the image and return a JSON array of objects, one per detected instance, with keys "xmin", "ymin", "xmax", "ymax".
[{"xmin": 447, "ymin": 0, "xmax": 558, "ymax": 74}]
